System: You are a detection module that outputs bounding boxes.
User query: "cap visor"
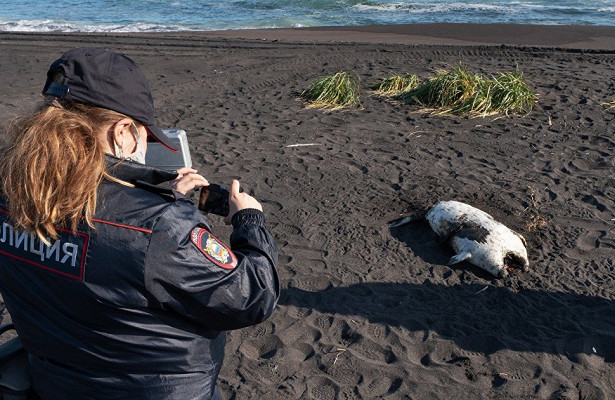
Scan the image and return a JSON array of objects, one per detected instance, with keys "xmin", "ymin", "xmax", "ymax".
[{"xmin": 147, "ymin": 125, "xmax": 179, "ymax": 152}]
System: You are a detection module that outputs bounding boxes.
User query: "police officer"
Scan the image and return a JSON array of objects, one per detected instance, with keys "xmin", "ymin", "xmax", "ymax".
[{"xmin": 0, "ymin": 48, "xmax": 279, "ymax": 399}]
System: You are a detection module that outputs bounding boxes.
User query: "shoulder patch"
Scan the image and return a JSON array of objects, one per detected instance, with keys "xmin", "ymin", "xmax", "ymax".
[{"xmin": 190, "ymin": 227, "xmax": 237, "ymax": 269}]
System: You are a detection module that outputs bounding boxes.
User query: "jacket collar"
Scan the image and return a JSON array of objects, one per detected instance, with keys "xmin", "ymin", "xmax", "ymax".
[{"xmin": 105, "ymin": 155, "xmax": 178, "ymax": 186}]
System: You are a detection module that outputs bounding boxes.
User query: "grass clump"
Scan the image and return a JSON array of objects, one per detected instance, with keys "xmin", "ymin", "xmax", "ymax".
[
  {"xmin": 397, "ymin": 64, "xmax": 536, "ymax": 117},
  {"xmin": 300, "ymin": 71, "xmax": 361, "ymax": 110},
  {"xmin": 373, "ymin": 73, "xmax": 420, "ymax": 96},
  {"xmin": 397, "ymin": 65, "xmax": 482, "ymax": 113},
  {"xmin": 486, "ymin": 70, "xmax": 537, "ymax": 115}
]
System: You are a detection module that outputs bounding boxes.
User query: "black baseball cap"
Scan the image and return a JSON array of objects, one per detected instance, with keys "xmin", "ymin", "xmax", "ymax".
[{"xmin": 42, "ymin": 47, "xmax": 178, "ymax": 152}]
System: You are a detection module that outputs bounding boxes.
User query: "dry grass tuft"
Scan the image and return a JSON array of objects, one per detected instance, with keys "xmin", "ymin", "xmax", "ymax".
[
  {"xmin": 523, "ymin": 186, "xmax": 548, "ymax": 233},
  {"xmin": 373, "ymin": 73, "xmax": 420, "ymax": 96},
  {"xmin": 300, "ymin": 71, "xmax": 361, "ymax": 110},
  {"xmin": 396, "ymin": 64, "xmax": 536, "ymax": 117}
]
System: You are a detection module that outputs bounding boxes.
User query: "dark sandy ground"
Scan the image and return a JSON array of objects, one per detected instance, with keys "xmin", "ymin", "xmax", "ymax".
[{"xmin": 1, "ymin": 24, "xmax": 615, "ymax": 399}]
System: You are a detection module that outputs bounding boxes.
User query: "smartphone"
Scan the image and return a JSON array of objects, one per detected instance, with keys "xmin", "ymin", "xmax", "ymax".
[{"xmin": 198, "ymin": 183, "xmax": 230, "ymax": 217}]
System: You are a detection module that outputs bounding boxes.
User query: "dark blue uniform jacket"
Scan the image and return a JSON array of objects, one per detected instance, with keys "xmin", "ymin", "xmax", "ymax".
[{"xmin": 0, "ymin": 157, "xmax": 280, "ymax": 399}]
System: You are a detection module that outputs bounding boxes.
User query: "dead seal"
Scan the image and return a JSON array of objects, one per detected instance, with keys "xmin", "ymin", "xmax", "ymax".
[{"xmin": 392, "ymin": 200, "xmax": 529, "ymax": 278}]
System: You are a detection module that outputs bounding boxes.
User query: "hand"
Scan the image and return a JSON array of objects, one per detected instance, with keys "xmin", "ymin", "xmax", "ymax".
[
  {"xmin": 224, "ymin": 179, "xmax": 262, "ymax": 225},
  {"xmin": 172, "ymin": 167, "xmax": 208, "ymax": 195}
]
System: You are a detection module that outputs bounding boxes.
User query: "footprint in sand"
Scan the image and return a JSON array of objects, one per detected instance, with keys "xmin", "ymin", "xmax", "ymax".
[{"xmin": 307, "ymin": 376, "xmax": 339, "ymax": 400}]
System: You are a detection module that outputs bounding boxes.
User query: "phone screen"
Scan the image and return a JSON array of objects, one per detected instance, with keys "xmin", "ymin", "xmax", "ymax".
[{"xmin": 198, "ymin": 183, "xmax": 230, "ymax": 216}]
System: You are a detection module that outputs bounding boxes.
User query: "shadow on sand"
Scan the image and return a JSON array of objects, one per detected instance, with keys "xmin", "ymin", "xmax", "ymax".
[{"xmin": 279, "ymin": 220, "xmax": 615, "ymax": 362}]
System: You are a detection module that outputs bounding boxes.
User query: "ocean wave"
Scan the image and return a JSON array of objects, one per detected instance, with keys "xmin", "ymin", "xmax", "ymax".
[
  {"xmin": 354, "ymin": 2, "xmax": 512, "ymax": 13},
  {"xmin": 349, "ymin": 1, "xmax": 615, "ymax": 25},
  {"xmin": 0, "ymin": 18, "xmax": 310, "ymax": 33},
  {"xmin": 353, "ymin": 1, "xmax": 615, "ymax": 16},
  {"xmin": 0, "ymin": 20, "xmax": 197, "ymax": 32}
]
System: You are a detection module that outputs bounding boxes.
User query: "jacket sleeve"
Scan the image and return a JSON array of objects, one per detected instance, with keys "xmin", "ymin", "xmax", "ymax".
[{"xmin": 144, "ymin": 200, "xmax": 279, "ymax": 331}]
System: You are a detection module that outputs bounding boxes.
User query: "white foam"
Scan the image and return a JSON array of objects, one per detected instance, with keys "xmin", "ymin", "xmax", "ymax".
[
  {"xmin": 0, "ymin": 18, "xmax": 313, "ymax": 33},
  {"xmin": 0, "ymin": 19, "xmax": 199, "ymax": 33},
  {"xmin": 353, "ymin": 2, "xmax": 511, "ymax": 14}
]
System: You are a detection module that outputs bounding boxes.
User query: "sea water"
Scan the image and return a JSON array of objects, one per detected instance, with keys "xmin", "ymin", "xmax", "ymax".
[{"xmin": 0, "ymin": 0, "xmax": 613, "ymax": 32}]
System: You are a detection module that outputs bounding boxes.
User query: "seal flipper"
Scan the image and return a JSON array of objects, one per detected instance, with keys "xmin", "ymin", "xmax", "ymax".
[
  {"xmin": 389, "ymin": 216, "xmax": 414, "ymax": 228},
  {"xmin": 390, "ymin": 207, "xmax": 430, "ymax": 228},
  {"xmin": 448, "ymin": 251, "xmax": 471, "ymax": 265}
]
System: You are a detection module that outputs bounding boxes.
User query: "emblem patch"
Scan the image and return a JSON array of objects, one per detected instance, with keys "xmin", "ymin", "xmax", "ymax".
[{"xmin": 190, "ymin": 227, "xmax": 237, "ymax": 269}]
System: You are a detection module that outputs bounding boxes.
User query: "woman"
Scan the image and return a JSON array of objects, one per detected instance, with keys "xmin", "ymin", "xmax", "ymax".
[{"xmin": 0, "ymin": 48, "xmax": 279, "ymax": 399}]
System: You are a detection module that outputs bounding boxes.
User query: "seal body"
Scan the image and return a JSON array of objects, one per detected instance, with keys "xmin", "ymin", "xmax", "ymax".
[{"xmin": 425, "ymin": 200, "xmax": 529, "ymax": 278}]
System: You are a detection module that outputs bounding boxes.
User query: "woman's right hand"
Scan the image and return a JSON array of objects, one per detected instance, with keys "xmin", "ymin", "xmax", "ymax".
[
  {"xmin": 172, "ymin": 167, "xmax": 208, "ymax": 195},
  {"xmin": 225, "ymin": 179, "xmax": 262, "ymax": 225}
]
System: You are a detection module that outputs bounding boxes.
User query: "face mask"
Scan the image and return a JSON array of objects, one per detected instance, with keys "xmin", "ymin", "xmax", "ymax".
[{"xmin": 114, "ymin": 122, "xmax": 146, "ymax": 164}]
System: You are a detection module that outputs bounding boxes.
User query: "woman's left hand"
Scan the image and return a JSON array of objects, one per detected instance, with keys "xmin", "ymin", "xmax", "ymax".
[{"xmin": 172, "ymin": 167, "xmax": 209, "ymax": 195}]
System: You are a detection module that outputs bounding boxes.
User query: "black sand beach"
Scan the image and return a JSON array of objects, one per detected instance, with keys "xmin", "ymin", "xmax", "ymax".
[{"xmin": 1, "ymin": 24, "xmax": 615, "ymax": 399}]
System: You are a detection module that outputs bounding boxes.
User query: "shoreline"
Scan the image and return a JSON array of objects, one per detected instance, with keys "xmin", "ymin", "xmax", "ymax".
[
  {"xmin": 1, "ymin": 23, "xmax": 615, "ymax": 50},
  {"xmin": 202, "ymin": 23, "xmax": 615, "ymax": 49}
]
